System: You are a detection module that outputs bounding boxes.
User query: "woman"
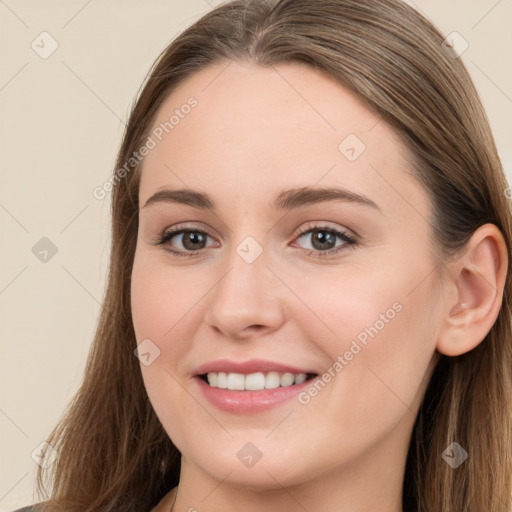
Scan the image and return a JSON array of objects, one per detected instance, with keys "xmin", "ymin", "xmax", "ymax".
[{"xmin": 16, "ymin": 0, "xmax": 512, "ymax": 510}]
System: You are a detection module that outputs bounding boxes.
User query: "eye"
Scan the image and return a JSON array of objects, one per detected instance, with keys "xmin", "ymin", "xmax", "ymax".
[
  {"xmin": 154, "ymin": 224, "xmax": 219, "ymax": 257},
  {"xmin": 152, "ymin": 223, "xmax": 357, "ymax": 258},
  {"xmin": 291, "ymin": 224, "xmax": 357, "ymax": 257}
]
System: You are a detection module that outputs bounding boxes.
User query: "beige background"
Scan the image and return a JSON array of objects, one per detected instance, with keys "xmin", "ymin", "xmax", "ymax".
[{"xmin": 1, "ymin": 0, "xmax": 511, "ymax": 509}]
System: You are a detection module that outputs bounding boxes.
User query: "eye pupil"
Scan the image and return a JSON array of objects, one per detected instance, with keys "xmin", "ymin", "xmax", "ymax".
[
  {"xmin": 183, "ymin": 232, "xmax": 206, "ymax": 250},
  {"xmin": 312, "ymin": 230, "xmax": 336, "ymax": 250}
]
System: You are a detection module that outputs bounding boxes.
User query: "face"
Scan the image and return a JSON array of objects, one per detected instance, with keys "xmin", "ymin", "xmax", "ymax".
[{"xmin": 131, "ymin": 61, "xmax": 444, "ymax": 490}]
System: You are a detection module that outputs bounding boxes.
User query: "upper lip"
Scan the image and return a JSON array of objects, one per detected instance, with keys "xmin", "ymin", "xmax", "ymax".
[{"xmin": 194, "ymin": 358, "xmax": 317, "ymax": 376}]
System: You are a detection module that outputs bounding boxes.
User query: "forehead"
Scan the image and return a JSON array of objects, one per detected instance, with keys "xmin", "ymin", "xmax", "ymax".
[{"xmin": 138, "ymin": 61, "xmax": 427, "ymax": 221}]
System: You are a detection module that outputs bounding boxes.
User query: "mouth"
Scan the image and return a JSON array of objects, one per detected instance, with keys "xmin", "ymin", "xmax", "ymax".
[
  {"xmin": 193, "ymin": 359, "xmax": 319, "ymax": 414},
  {"xmin": 199, "ymin": 371, "xmax": 318, "ymax": 391}
]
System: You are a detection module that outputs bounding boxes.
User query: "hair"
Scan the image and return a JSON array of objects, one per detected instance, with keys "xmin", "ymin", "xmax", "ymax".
[{"xmin": 34, "ymin": 0, "xmax": 512, "ymax": 511}]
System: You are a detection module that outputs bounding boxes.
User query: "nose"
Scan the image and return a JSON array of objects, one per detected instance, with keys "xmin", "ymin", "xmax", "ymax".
[{"xmin": 203, "ymin": 246, "xmax": 286, "ymax": 341}]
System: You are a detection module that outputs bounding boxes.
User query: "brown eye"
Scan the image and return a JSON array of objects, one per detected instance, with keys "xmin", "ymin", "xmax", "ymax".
[
  {"xmin": 156, "ymin": 227, "xmax": 218, "ymax": 257},
  {"xmin": 175, "ymin": 231, "xmax": 208, "ymax": 251},
  {"xmin": 293, "ymin": 225, "xmax": 357, "ymax": 258},
  {"xmin": 307, "ymin": 230, "xmax": 337, "ymax": 251}
]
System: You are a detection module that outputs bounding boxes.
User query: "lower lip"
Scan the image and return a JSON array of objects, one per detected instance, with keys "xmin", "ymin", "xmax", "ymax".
[{"xmin": 195, "ymin": 376, "xmax": 314, "ymax": 414}]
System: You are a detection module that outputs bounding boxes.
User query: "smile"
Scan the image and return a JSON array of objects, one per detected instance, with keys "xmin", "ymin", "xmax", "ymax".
[
  {"xmin": 202, "ymin": 371, "xmax": 312, "ymax": 390},
  {"xmin": 193, "ymin": 359, "xmax": 319, "ymax": 413}
]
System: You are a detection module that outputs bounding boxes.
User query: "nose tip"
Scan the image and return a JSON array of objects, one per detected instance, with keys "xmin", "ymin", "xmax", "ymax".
[{"xmin": 203, "ymin": 258, "xmax": 285, "ymax": 341}]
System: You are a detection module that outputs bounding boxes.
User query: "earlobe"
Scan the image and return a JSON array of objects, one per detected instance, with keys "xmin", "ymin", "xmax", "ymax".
[{"xmin": 436, "ymin": 223, "xmax": 508, "ymax": 357}]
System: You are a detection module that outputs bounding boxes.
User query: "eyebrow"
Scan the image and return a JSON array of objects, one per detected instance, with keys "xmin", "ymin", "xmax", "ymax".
[{"xmin": 142, "ymin": 186, "xmax": 381, "ymax": 212}]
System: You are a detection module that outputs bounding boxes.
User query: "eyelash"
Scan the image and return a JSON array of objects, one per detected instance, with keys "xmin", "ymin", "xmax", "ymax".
[{"xmin": 153, "ymin": 223, "xmax": 358, "ymax": 259}]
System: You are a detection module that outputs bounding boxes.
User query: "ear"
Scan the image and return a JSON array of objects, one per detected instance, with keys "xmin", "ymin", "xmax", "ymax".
[{"xmin": 437, "ymin": 223, "xmax": 508, "ymax": 357}]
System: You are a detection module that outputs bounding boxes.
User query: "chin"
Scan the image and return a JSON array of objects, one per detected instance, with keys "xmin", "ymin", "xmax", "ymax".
[{"xmin": 175, "ymin": 433, "xmax": 327, "ymax": 492}]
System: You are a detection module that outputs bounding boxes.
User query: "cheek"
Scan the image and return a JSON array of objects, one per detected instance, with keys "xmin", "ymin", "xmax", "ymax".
[
  {"xmin": 131, "ymin": 255, "xmax": 193, "ymax": 390},
  {"xmin": 130, "ymin": 255, "xmax": 205, "ymax": 448},
  {"xmin": 293, "ymin": 256, "xmax": 438, "ymax": 427},
  {"xmin": 131, "ymin": 253, "xmax": 200, "ymax": 349}
]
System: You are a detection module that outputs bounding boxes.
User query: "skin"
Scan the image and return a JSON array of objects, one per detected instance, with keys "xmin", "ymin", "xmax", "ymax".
[{"xmin": 130, "ymin": 61, "xmax": 508, "ymax": 512}]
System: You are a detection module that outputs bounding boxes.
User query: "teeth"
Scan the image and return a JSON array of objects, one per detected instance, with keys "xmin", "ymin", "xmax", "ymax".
[
  {"xmin": 204, "ymin": 371, "xmax": 309, "ymax": 391},
  {"xmin": 265, "ymin": 371, "xmax": 280, "ymax": 389},
  {"xmin": 217, "ymin": 372, "xmax": 228, "ymax": 389},
  {"xmin": 294, "ymin": 373, "xmax": 307, "ymax": 384},
  {"xmin": 280, "ymin": 372, "xmax": 295, "ymax": 387},
  {"xmin": 245, "ymin": 372, "xmax": 266, "ymax": 390},
  {"xmin": 207, "ymin": 372, "xmax": 218, "ymax": 387},
  {"xmin": 226, "ymin": 373, "xmax": 245, "ymax": 390}
]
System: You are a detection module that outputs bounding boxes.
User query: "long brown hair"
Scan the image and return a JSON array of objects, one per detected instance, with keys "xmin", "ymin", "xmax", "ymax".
[{"xmin": 36, "ymin": 0, "xmax": 512, "ymax": 510}]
